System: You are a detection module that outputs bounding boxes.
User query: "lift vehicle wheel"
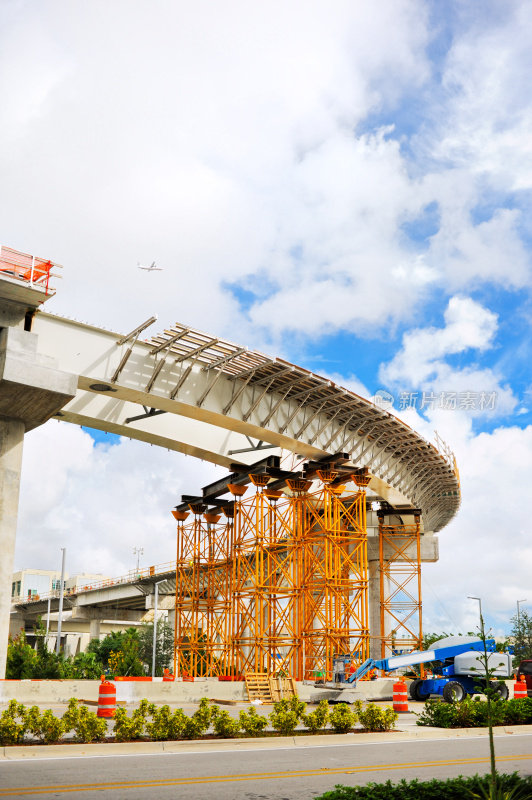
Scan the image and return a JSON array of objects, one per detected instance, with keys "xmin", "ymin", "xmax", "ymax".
[
  {"xmin": 442, "ymin": 681, "xmax": 467, "ymax": 703},
  {"xmin": 409, "ymin": 678, "xmax": 428, "ymax": 701},
  {"xmin": 490, "ymin": 681, "xmax": 509, "ymax": 700}
]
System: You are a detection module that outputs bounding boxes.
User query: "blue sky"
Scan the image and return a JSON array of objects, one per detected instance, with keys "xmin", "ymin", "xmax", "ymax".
[{"xmin": 5, "ymin": 0, "xmax": 531, "ymax": 633}]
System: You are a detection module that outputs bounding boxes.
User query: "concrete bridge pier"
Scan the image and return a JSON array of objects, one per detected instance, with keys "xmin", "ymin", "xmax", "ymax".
[
  {"xmin": 0, "ymin": 280, "xmax": 77, "ymax": 677},
  {"xmin": 0, "ymin": 418, "xmax": 25, "ymax": 677}
]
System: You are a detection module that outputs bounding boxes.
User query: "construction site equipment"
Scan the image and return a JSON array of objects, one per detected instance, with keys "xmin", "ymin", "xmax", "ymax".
[
  {"xmin": 173, "ymin": 460, "xmax": 371, "ymax": 682},
  {"xmin": 349, "ymin": 635, "xmax": 512, "ymax": 702}
]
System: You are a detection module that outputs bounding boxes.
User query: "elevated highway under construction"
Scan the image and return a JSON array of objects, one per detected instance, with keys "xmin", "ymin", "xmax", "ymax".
[{"xmin": 0, "ymin": 245, "xmax": 460, "ymax": 680}]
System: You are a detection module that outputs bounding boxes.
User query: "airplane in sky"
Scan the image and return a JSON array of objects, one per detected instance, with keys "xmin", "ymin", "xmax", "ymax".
[{"xmin": 138, "ymin": 261, "xmax": 163, "ymax": 272}]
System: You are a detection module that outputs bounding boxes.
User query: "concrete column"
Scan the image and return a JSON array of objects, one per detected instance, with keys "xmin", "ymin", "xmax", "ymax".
[
  {"xmin": 0, "ymin": 418, "xmax": 25, "ymax": 678},
  {"xmin": 89, "ymin": 617, "xmax": 101, "ymax": 642},
  {"xmin": 368, "ymin": 558, "xmax": 381, "ymax": 660}
]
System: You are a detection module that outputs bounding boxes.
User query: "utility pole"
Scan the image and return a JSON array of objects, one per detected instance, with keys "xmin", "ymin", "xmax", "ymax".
[{"xmin": 55, "ymin": 547, "xmax": 66, "ymax": 656}]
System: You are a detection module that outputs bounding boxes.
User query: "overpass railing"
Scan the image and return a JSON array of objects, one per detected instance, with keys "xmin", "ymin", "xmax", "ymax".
[
  {"xmin": 13, "ymin": 559, "xmax": 177, "ymax": 605},
  {"xmin": 0, "ymin": 244, "xmax": 62, "ymax": 295}
]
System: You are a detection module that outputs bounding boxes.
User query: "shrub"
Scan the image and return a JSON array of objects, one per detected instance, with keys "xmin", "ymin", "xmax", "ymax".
[
  {"xmin": 61, "ymin": 698, "xmax": 81, "ymax": 731},
  {"xmin": 238, "ymin": 706, "xmax": 268, "ymax": 737},
  {"xmin": 0, "ymin": 700, "xmax": 29, "ymax": 745},
  {"xmin": 6, "ymin": 634, "xmax": 37, "ymax": 679},
  {"xmin": 212, "ymin": 708, "xmax": 241, "ymax": 738},
  {"xmin": 27, "ymin": 707, "xmax": 64, "ymax": 744},
  {"xmin": 416, "ymin": 697, "xmax": 532, "ymax": 729},
  {"xmin": 145, "ymin": 704, "xmax": 189, "ymax": 741},
  {"xmin": 302, "ymin": 700, "xmax": 330, "ymax": 733},
  {"xmin": 73, "ymin": 706, "xmax": 107, "ymax": 743},
  {"xmin": 504, "ymin": 697, "xmax": 532, "ymax": 725},
  {"xmin": 329, "ymin": 703, "xmax": 355, "ymax": 734},
  {"xmin": 357, "ymin": 703, "xmax": 397, "ymax": 733},
  {"xmin": 113, "ymin": 700, "xmax": 150, "ymax": 742},
  {"xmin": 269, "ymin": 696, "xmax": 306, "ymax": 737},
  {"xmin": 313, "ymin": 773, "xmax": 532, "ymax": 800},
  {"xmin": 287, "ymin": 695, "xmax": 307, "ymax": 719},
  {"xmin": 416, "ymin": 699, "xmax": 462, "ymax": 728},
  {"xmin": 181, "ymin": 698, "xmax": 213, "ymax": 739},
  {"xmin": 167, "ymin": 708, "xmax": 188, "ymax": 740},
  {"xmin": 145, "ymin": 703, "xmax": 171, "ymax": 741}
]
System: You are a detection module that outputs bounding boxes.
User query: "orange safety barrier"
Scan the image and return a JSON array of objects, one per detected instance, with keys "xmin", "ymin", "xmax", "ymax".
[
  {"xmin": 514, "ymin": 676, "xmax": 527, "ymax": 699},
  {"xmin": 393, "ymin": 677, "xmax": 409, "ymax": 712},
  {"xmin": 163, "ymin": 669, "xmax": 175, "ymax": 682},
  {"xmin": 182, "ymin": 674, "xmax": 194, "ymax": 682},
  {"xmin": 0, "ymin": 245, "xmax": 53, "ymax": 293},
  {"xmin": 97, "ymin": 677, "xmax": 116, "ymax": 718}
]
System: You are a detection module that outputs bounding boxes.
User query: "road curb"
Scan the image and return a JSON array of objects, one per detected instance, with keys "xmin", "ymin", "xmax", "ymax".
[{"xmin": 2, "ymin": 725, "xmax": 532, "ymax": 760}]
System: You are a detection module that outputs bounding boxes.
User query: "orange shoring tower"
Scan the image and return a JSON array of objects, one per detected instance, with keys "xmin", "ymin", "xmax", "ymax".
[
  {"xmin": 377, "ymin": 511, "xmax": 423, "ymax": 660},
  {"xmin": 232, "ymin": 476, "xmax": 300, "ymax": 677},
  {"xmin": 298, "ymin": 471, "xmax": 370, "ymax": 681},
  {"xmin": 173, "ymin": 467, "xmax": 371, "ymax": 681},
  {"xmin": 173, "ymin": 504, "xmax": 235, "ymax": 677}
]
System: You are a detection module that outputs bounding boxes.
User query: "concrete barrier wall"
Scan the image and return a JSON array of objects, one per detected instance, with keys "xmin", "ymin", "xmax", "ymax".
[
  {"xmin": 0, "ymin": 677, "xmax": 394, "ymax": 704},
  {"xmin": 0, "ymin": 678, "xmax": 516, "ymax": 705}
]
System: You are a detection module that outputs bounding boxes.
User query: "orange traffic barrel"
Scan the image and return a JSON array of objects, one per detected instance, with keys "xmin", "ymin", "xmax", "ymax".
[
  {"xmin": 97, "ymin": 676, "xmax": 116, "ymax": 718},
  {"xmin": 514, "ymin": 676, "xmax": 527, "ymax": 699},
  {"xmin": 393, "ymin": 677, "xmax": 409, "ymax": 712},
  {"xmin": 163, "ymin": 668, "xmax": 175, "ymax": 682}
]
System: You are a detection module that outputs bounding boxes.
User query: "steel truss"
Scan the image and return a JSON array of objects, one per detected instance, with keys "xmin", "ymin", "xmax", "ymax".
[
  {"xmin": 377, "ymin": 513, "xmax": 422, "ymax": 660},
  {"xmin": 173, "ymin": 474, "xmax": 371, "ymax": 680}
]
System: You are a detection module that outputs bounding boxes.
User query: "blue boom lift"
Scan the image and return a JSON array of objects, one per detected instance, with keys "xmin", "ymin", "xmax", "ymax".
[{"xmin": 348, "ymin": 635, "xmax": 512, "ymax": 702}]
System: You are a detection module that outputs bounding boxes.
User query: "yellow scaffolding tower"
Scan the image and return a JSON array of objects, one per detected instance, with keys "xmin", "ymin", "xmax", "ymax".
[
  {"xmin": 377, "ymin": 512, "xmax": 423, "ymax": 660},
  {"xmin": 173, "ymin": 472, "xmax": 371, "ymax": 681},
  {"xmin": 299, "ymin": 471, "xmax": 370, "ymax": 680}
]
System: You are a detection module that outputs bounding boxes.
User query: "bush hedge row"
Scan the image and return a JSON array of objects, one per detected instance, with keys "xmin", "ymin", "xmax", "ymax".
[
  {"xmin": 416, "ymin": 696, "xmax": 532, "ymax": 728},
  {"xmin": 0, "ymin": 697, "xmax": 397, "ymax": 746},
  {"xmin": 314, "ymin": 773, "xmax": 532, "ymax": 800}
]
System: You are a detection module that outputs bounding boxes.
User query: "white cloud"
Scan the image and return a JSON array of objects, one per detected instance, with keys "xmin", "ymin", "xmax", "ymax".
[
  {"xmin": 0, "ymin": 0, "xmax": 434, "ymax": 343},
  {"xmin": 379, "ymin": 295, "xmax": 517, "ymax": 415},
  {"xmin": 16, "ymin": 423, "xmax": 222, "ymax": 576},
  {"xmin": 0, "ymin": 1, "xmax": 529, "ymax": 345},
  {"xmin": 422, "ymin": 419, "xmax": 532, "ymax": 633},
  {"xmin": 432, "ymin": 2, "xmax": 532, "ymax": 191}
]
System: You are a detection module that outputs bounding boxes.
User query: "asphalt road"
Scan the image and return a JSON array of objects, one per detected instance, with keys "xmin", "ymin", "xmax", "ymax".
[{"xmin": 1, "ymin": 734, "xmax": 531, "ymax": 799}]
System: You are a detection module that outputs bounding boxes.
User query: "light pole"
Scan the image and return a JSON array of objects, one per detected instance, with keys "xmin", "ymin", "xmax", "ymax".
[
  {"xmin": 517, "ymin": 599, "xmax": 527, "ymax": 625},
  {"xmin": 152, "ymin": 581, "xmax": 164, "ymax": 678},
  {"xmin": 55, "ymin": 548, "xmax": 66, "ymax": 656},
  {"xmin": 468, "ymin": 595, "xmax": 483, "ymax": 622},
  {"xmin": 133, "ymin": 546, "xmax": 144, "ymax": 574}
]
